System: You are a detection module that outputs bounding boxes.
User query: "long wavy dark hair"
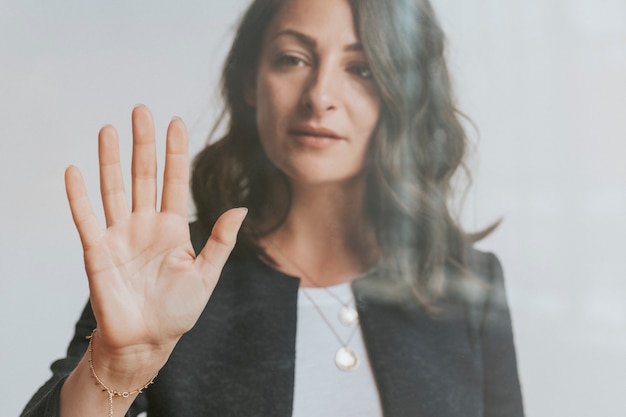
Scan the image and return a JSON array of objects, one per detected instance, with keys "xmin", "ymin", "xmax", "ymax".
[{"xmin": 192, "ymin": 0, "xmax": 493, "ymax": 308}]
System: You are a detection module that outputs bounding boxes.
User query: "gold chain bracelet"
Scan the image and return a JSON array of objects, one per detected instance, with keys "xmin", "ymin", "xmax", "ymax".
[{"xmin": 86, "ymin": 329, "xmax": 158, "ymax": 417}]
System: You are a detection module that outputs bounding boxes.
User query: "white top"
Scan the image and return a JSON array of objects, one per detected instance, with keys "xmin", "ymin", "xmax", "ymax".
[{"xmin": 292, "ymin": 282, "xmax": 383, "ymax": 417}]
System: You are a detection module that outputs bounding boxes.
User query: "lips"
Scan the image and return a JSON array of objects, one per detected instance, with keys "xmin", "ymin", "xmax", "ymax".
[{"xmin": 288, "ymin": 125, "xmax": 343, "ymax": 140}]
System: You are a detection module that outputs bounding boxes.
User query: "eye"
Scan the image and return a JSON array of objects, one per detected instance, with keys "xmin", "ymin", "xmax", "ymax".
[
  {"xmin": 349, "ymin": 63, "xmax": 373, "ymax": 79},
  {"xmin": 276, "ymin": 54, "xmax": 307, "ymax": 68}
]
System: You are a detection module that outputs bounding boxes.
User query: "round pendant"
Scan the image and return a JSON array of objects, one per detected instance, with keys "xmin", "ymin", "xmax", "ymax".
[
  {"xmin": 339, "ymin": 306, "xmax": 359, "ymax": 326},
  {"xmin": 335, "ymin": 347, "xmax": 359, "ymax": 371}
]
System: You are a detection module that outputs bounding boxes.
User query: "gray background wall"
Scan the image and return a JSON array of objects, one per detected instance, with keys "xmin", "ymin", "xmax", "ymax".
[{"xmin": 1, "ymin": 0, "xmax": 624, "ymax": 415}]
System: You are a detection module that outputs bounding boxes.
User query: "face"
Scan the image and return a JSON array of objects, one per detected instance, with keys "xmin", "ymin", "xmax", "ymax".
[{"xmin": 245, "ymin": 0, "xmax": 381, "ymax": 188}]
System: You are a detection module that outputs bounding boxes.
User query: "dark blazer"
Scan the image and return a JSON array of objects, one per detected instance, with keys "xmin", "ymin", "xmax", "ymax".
[{"xmin": 22, "ymin": 223, "xmax": 524, "ymax": 417}]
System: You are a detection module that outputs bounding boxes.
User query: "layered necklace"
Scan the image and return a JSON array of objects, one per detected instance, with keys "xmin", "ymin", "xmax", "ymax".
[{"xmin": 267, "ymin": 239, "xmax": 361, "ymax": 371}]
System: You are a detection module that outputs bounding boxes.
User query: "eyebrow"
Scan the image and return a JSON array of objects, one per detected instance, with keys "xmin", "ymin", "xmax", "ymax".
[{"xmin": 272, "ymin": 29, "xmax": 363, "ymax": 52}]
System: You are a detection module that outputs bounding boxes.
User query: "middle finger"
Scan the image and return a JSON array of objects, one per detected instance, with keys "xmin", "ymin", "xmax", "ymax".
[{"xmin": 131, "ymin": 105, "xmax": 157, "ymax": 212}]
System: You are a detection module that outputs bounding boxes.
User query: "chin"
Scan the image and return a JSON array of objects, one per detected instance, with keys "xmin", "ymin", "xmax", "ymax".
[{"xmin": 281, "ymin": 166, "xmax": 366, "ymax": 189}]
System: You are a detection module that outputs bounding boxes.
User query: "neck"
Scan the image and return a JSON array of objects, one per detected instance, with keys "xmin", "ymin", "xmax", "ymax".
[{"xmin": 259, "ymin": 175, "xmax": 379, "ymax": 287}]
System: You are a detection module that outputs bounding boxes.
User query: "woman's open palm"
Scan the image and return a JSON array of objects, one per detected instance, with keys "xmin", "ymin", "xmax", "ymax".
[{"xmin": 65, "ymin": 106, "xmax": 246, "ymax": 358}]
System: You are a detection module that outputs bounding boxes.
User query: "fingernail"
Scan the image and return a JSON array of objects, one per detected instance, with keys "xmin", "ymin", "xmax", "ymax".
[{"xmin": 237, "ymin": 207, "xmax": 249, "ymax": 218}]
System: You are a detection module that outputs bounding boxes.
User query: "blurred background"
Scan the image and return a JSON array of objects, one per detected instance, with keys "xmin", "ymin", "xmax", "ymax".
[{"xmin": 1, "ymin": 0, "xmax": 624, "ymax": 415}]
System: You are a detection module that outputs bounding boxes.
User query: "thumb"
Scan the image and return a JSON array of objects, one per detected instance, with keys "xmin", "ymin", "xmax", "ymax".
[{"xmin": 196, "ymin": 207, "xmax": 248, "ymax": 277}]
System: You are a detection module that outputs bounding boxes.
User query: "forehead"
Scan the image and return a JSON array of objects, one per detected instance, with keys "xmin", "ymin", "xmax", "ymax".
[{"xmin": 265, "ymin": 0, "xmax": 359, "ymax": 46}]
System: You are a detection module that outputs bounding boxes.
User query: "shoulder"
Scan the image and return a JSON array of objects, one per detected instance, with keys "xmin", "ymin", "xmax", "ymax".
[
  {"xmin": 440, "ymin": 248, "xmax": 509, "ymax": 320},
  {"xmin": 465, "ymin": 248, "xmax": 505, "ymax": 286}
]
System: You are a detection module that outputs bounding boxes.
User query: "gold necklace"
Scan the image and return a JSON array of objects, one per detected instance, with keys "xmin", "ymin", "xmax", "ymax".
[
  {"xmin": 300, "ymin": 288, "xmax": 360, "ymax": 371},
  {"xmin": 267, "ymin": 239, "xmax": 361, "ymax": 371}
]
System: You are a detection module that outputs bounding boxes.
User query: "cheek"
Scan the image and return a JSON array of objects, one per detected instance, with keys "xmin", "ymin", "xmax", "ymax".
[
  {"xmin": 366, "ymin": 99, "xmax": 381, "ymax": 131},
  {"xmin": 254, "ymin": 78, "xmax": 292, "ymax": 163},
  {"xmin": 345, "ymin": 80, "xmax": 380, "ymax": 123},
  {"xmin": 255, "ymin": 76, "xmax": 296, "ymax": 133},
  {"xmin": 254, "ymin": 87, "xmax": 279, "ymax": 142},
  {"xmin": 351, "ymin": 91, "xmax": 380, "ymax": 139}
]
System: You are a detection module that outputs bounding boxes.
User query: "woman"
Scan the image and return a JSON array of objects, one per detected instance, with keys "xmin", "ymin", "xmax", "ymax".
[{"xmin": 22, "ymin": 0, "xmax": 524, "ymax": 416}]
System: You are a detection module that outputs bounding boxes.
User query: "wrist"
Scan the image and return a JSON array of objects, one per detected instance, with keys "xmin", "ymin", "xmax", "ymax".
[{"xmin": 87, "ymin": 328, "xmax": 170, "ymax": 392}]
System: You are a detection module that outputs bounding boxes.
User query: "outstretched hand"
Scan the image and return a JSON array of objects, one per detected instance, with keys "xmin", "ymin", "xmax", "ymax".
[{"xmin": 65, "ymin": 105, "xmax": 246, "ymax": 361}]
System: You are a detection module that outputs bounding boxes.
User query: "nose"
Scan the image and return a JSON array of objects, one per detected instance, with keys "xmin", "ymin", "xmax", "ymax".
[{"xmin": 300, "ymin": 62, "xmax": 338, "ymax": 116}]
